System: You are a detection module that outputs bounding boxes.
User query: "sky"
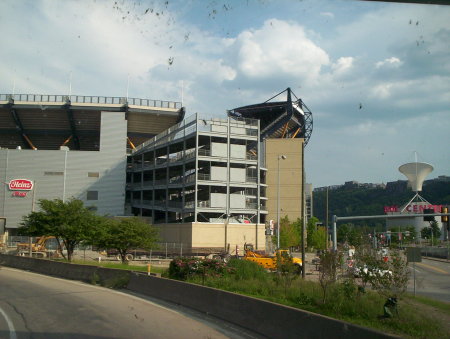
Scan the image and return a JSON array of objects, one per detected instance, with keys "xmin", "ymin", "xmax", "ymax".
[{"xmin": 0, "ymin": 0, "xmax": 449, "ymax": 188}]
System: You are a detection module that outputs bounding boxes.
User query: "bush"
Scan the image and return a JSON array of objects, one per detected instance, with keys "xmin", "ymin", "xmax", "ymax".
[
  {"xmin": 226, "ymin": 258, "xmax": 268, "ymax": 281},
  {"xmin": 168, "ymin": 257, "xmax": 235, "ymax": 280}
]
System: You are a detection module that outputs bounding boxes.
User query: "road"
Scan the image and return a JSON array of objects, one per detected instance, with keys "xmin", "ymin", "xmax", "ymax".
[
  {"xmin": 408, "ymin": 258, "xmax": 450, "ymax": 302},
  {"xmin": 0, "ymin": 267, "xmax": 261, "ymax": 339}
]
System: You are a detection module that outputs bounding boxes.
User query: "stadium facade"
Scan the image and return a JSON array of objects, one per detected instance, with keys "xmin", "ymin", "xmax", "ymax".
[
  {"xmin": 0, "ymin": 94, "xmax": 182, "ymax": 236},
  {"xmin": 1, "ymin": 89, "xmax": 310, "ymax": 253}
]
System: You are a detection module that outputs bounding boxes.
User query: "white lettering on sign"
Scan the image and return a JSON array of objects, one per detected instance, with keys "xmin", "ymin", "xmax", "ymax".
[
  {"xmin": 384, "ymin": 204, "xmax": 443, "ymax": 214},
  {"xmin": 8, "ymin": 179, "xmax": 33, "ymax": 191}
]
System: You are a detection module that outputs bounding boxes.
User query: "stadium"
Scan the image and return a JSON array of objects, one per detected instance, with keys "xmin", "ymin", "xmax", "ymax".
[
  {"xmin": 1, "ymin": 89, "xmax": 312, "ymax": 254},
  {"xmin": 0, "ymin": 93, "xmax": 183, "ymax": 236}
]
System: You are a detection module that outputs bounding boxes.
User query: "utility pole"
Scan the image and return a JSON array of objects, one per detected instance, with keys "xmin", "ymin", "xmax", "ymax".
[
  {"xmin": 301, "ymin": 141, "xmax": 306, "ymax": 278},
  {"xmin": 277, "ymin": 155, "xmax": 286, "ymax": 249},
  {"xmin": 326, "ymin": 186, "xmax": 329, "ymax": 249}
]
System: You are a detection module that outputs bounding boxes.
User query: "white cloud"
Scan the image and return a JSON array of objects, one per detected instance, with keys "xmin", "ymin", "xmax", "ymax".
[
  {"xmin": 234, "ymin": 19, "xmax": 330, "ymax": 83},
  {"xmin": 332, "ymin": 56, "xmax": 354, "ymax": 75},
  {"xmin": 320, "ymin": 12, "xmax": 334, "ymax": 19},
  {"xmin": 375, "ymin": 57, "xmax": 402, "ymax": 69}
]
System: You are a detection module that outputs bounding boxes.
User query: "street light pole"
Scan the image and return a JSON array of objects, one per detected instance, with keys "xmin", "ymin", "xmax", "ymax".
[{"xmin": 277, "ymin": 155, "xmax": 286, "ymax": 249}]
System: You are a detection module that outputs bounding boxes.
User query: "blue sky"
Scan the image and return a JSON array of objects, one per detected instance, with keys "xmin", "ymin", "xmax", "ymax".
[{"xmin": 0, "ymin": 0, "xmax": 449, "ymax": 187}]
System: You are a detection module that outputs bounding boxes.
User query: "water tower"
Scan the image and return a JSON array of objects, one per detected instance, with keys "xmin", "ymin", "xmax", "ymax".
[{"xmin": 398, "ymin": 161, "xmax": 434, "ymax": 211}]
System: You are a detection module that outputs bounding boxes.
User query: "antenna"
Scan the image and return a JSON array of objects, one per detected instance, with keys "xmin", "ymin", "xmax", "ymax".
[
  {"xmin": 126, "ymin": 73, "xmax": 130, "ymax": 101},
  {"xmin": 181, "ymin": 80, "xmax": 184, "ymax": 106},
  {"xmin": 69, "ymin": 71, "xmax": 73, "ymax": 97},
  {"xmin": 398, "ymin": 161, "xmax": 433, "ymax": 211}
]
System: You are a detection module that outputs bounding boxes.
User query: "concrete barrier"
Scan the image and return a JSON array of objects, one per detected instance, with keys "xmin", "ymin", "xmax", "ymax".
[
  {"xmin": 127, "ymin": 274, "xmax": 396, "ymax": 339},
  {"xmin": 0, "ymin": 254, "xmax": 131, "ymax": 286},
  {"xmin": 0, "ymin": 254, "xmax": 398, "ymax": 339}
]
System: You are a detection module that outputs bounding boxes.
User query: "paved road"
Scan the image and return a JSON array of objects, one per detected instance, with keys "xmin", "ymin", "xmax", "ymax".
[
  {"xmin": 408, "ymin": 258, "xmax": 450, "ymax": 302},
  {"xmin": 0, "ymin": 267, "xmax": 260, "ymax": 339}
]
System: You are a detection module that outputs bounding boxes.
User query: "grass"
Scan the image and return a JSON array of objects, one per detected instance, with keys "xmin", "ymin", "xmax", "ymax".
[
  {"xmin": 404, "ymin": 293, "xmax": 450, "ymax": 315},
  {"xmin": 179, "ymin": 259, "xmax": 449, "ymax": 339},
  {"xmin": 53, "ymin": 258, "xmax": 167, "ymax": 274}
]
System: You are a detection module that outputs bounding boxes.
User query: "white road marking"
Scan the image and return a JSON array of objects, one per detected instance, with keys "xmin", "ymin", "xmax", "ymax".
[{"xmin": 0, "ymin": 306, "xmax": 17, "ymax": 339}]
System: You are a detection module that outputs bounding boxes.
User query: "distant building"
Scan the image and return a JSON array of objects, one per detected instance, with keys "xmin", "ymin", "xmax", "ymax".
[{"xmin": 305, "ymin": 183, "xmax": 313, "ymax": 222}]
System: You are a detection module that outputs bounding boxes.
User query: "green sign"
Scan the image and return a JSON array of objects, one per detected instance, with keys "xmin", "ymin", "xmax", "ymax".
[{"xmin": 406, "ymin": 248, "xmax": 422, "ymax": 263}]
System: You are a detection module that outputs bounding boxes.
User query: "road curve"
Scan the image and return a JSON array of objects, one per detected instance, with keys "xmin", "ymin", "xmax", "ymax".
[
  {"xmin": 408, "ymin": 258, "xmax": 450, "ymax": 302},
  {"xmin": 0, "ymin": 267, "xmax": 258, "ymax": 339}
]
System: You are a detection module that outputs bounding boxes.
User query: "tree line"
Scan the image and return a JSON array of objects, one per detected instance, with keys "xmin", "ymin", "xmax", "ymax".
[
  {"xmin": 313, "ymin": 180, "xmax": 450, "ymax": 227},
  {"xmin": 277, "ymin": 216, "xmax": 327, "ymax": 250},
  {"xmin": 19, "ymin": 198, "xmax": 158, "ymax": 263}
]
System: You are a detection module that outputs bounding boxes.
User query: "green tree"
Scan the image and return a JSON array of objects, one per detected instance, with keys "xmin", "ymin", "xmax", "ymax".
[
  {"xmin": 276, "ymin": 216, "xmax": 301, "ymax": 249},
  {"xmin": 337, "ymin": 223, "xmax": 363, "ymax": 246},
  {"xmin": 19, "ymin": 198, "xmax": 101, "ymax": 261},
  {"xmin": 274, "ymin": 251, "xmax": 299, "ymax": 297},
  {"xmin": 306, "ymin": 216, "xmax": 318, "ymax": 248},
  {"xmin": 353, "ymin": 245, "xmax": 409, "ymax": 301},
  {"xmin": 311, "ymin": 226, "xmax": 327, "ymax": 250},
  {"xmin": 92, "ymin": 217, "xmax": 158, "ymax": 264},
  {"xmin": 318, "ymin": 250, "xmax": 343, "ymax": 303},
  {"xmin": 420, "ymin": 221, "xmax": 441, "ymax": 245}
]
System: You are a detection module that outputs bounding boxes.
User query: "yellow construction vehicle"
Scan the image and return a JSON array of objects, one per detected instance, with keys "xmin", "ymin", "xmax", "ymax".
[
  {"xmin": 243, "ymin": 244, "xmax": 302, "ymax": 274},
  {"xmin": 16, "ymin": 236, "xmax": 60, "ymax": 258}
]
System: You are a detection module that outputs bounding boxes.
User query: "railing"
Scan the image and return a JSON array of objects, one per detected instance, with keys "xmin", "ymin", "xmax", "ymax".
[
  {"xmin": 197, "ymin": 173, "xmax": 211, "ymax": 181},
  {"xmin": 134, "ymin": 116, "xmax": 197, "ymax": 153},
  {"xmin": 230, "ymin": 189, "xmax": 257, "ymax": 196},
  {"xmin": 142, "ymin": 180, "xmax": 154, "ymax": 187},
  {"xmin": 153, "ymin": 201, "xmax": 166, "ymax": 207},
  {"xmin": 0, "ymin": 94, "xmax": 182, "ymax": 109},
  {"xmin": 153, "ymin": 179, "xmax": 167, "ymax": 186},
  {"xmin": 197, "ymin": 148, "xmax": 211, "ymax": 156},
  {"xmin": 229, "ymin": 116, "xmax": 259, "ymax": 127},
  {"xmin": 246, "ymin": 176, "xmax": 258, "ymax": 183},
  {"xmin": 246, "ymin": 154, "xmax": 258, "ymax": 161},
  {"xmin": 246, "ymin": 129, "xmax": 258, "ymax": 136},
  {"xmin": 185, "ymin": 174, "xmax": 196, "ymax": 184},
  {"xmin": 168, "ymin": 201, "xmax": 183, "ymax": 208},
  {"xmin": 197, "ymin": 200, "xmax": 211, "ymax": 208},
  {"xmin": 132, "ymin": 113, "xmax": 259, "ymax": 155},
  {"xmin": 169, "ymin": 177, "xmax": 183, "ymax": 184},
  {"xmin": 185, "ymin": 201, "xmax": 195, "ymax": 209}
]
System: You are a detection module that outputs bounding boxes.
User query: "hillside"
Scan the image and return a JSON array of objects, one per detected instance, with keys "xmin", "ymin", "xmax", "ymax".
[{"xmin": 313, "ymin": 180, "xmax": 450, "ymax": 227}]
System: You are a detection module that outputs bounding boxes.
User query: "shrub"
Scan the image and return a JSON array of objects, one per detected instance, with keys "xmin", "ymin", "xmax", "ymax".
[
  {"xmin": 168, "ymin": 257, "xmax": 235, "ymax": 280},
  {"xmin": 226, "ymin": 258, "xmax": 268, "ymax": 281}
]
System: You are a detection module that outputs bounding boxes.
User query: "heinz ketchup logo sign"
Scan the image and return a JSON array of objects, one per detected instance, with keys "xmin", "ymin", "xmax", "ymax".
[{"xmin": 8, "ymin": 179, "xmax": 34, "ymax": 191}]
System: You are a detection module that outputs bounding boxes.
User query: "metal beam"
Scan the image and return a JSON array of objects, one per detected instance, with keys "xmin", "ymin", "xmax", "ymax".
[
  {"xmin": 9, "ymin": 107, "xmax": 36, "ymax": 150},
  {"xmin": 280, "ymin": 122, "xmax": 289, "ymax": 138},
  {"xmin": 64, "ymin": 101, "xmax": 80, "ymax": 150},
  {"xmin": 361, "ymin": 0, "xmax": 450, "ymax": 5},
  {"xmin": 332, "ymin": 212, "xmax": 450, "ymax": 250}
]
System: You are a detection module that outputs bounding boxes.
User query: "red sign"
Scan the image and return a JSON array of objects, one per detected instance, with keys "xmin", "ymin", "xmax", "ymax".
[
  {"xmin": 11, "ymin": 191, "xmax": 27, "ymax": 197},
  {"xmin": 8, "ymin": 179, "xmax": 33, "ymax": 191},
  {"xmin": 384, "ymin": 204, "xmax": 443, "ymax": 214}
]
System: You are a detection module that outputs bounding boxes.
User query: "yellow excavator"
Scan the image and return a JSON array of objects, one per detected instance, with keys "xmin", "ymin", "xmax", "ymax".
[
  {"xmin": 243, "ymin": 243, "xmax": 302, "ymax": 274},
  {"xmin": 16, "ymin": 236, "xmax": 60, "ymax": 258}
]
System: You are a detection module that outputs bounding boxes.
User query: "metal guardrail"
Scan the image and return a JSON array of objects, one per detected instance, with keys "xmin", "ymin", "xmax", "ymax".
[
  {"xmin": 0, "ymin": 94, "xmax": 182, "ymax": 109},
  {"xmin": 420, "ymin": 246, "xmax": 450, "ymax": 260}
]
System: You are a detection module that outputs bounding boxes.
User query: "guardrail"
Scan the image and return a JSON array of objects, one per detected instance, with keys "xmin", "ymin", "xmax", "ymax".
[
  {"xmin": 420, "ymin": 246, "xmax": 450, "ymax": 260},
  {"xmin": 0, "ymin": 94, "xmax": 182, "ymax": 109}
]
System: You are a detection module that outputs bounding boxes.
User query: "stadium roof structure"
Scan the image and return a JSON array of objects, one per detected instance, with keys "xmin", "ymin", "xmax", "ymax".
[
  {"xmin": 0, "ymin": 94, "xmax": 184, "ymax": 152},
  {"xmin": 227, "ymin": 88, "xmax": 313, "ymax": 146}
]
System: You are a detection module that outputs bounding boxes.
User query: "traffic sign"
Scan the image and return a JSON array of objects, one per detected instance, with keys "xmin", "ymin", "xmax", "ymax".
[{"xmin": 406, "ymin": 248, "xmax": 421, "ymax": 263}]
